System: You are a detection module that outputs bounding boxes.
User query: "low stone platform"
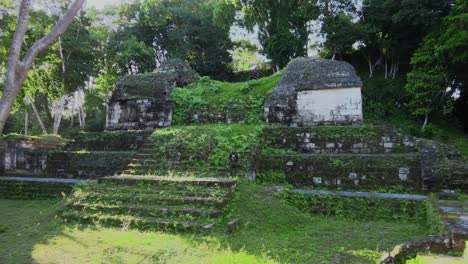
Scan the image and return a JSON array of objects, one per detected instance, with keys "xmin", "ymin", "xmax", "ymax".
[
  {"xmin": 0, "ymin": 176, "xmax": 89, "ymax": 200},
  {"xmin": 0, "ymin": 176, "xmax": 89, "ymax": 184},
  {"xmin": 291, "ymin": 189, "xmax": 427, "ymax": 200}
]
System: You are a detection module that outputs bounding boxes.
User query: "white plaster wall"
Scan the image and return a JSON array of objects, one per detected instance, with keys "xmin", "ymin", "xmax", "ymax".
[{"xmin": 296, "ymin": 87, "xmax": 363, "ymax": 124}]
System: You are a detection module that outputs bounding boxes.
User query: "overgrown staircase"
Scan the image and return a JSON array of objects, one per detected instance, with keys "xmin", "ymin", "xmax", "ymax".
[{"xmin": 62, "ymin": 176, "xmax": 237, "ymax": 231}]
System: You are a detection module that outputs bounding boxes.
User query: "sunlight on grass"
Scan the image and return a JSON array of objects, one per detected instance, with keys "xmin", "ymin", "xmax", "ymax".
[{"xmin": 32, "ymin": 227, "xmax": 276, "ymax": 264}]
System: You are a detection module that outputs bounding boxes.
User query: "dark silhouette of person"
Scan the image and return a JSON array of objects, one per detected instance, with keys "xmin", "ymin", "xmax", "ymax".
[{"xmin": 229, "ymin": 150, "xmax": 239, "ymax": 176}]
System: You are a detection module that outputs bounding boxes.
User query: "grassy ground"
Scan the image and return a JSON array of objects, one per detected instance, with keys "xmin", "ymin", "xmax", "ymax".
[{"xmin": 0, "ymin": 183, "xmax": 432, "ymax": 264}]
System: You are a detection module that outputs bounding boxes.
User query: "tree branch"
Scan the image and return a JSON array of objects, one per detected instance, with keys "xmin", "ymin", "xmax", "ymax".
[
  {"xmin": 5, "ymin": 0, "xmax": 32, "ymax": 91},
  {"xmin": 21, "ymin": 0, "xmax": 85, "ymax": 67}
]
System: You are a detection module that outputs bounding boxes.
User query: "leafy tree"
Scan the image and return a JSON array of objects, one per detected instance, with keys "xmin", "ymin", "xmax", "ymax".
[
  {"xmin": 360, "ymin": 0, "xmax": 451, "ymax": 79},
  {"xmin": 234, "ymin": 0, "xmax": 319, "ymax": 69},
  {"xmin": 405, "ymin": 33, "xmax": 447, "ymax": 130},
  {"xmin": 0, "ymin": 0, "xmax": 85, "ymax": 134},
  {"xmin": 321, "ymin": 12, "xmax": 360, "ymax": 60},
  {"xmin": 437, "ymin": 0, "xmax": 468, "ymax": 131},
  {"xmin": 110, "ymin": 0, "xmax": 235, "ymax": 78}
]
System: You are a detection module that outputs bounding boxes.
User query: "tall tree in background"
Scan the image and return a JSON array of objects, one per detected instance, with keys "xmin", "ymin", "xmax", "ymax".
[
  {"xmin": 405, "ymin": 33, "xmax": 447, "ymax": 130},
  {"xmin": 360, "ymin": 0, "xmax": 451, "ymax": 79},
  {"xmin": 438, "ymin": 0, "xmax": 468, "ymax": 131},
  {"xmin": 0, "ymin": 0, "xmax": 85, "ymax": 135},
  {"xmin": 234, "ymin": 0, "xmax": 319, "ymax": 70},
  {"xmin": 109, "ymin": 0, "xmax": 235, "ymax": 78}
]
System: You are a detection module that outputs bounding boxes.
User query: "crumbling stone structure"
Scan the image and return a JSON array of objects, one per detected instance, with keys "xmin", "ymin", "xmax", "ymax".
[
  {"xmin": 265, "ymin": 58, "xmax": 363, "ymax": 126},
  {"xmin": 257, "ymin": 125, "xmax": 468, "ymax": 192},
  {"xmin": 106, "ymin": 59, "xmax": 197, "ymax": 130},
  {"xmin": 0, "ymin": 136, "xmax": 64, "ymax": 176}
]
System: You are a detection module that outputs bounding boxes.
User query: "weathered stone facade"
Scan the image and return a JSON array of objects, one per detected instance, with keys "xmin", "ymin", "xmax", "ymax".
[
  {"xmin": 265, "ymin": 58, "xmax": 363, "ymax": 126},
  {"xmin": 106, "ymin": 59, "xmax": 197, "ymax": 130},
  {"xmin": 257, "ymin": 125, "xmax": 468, "ymax": 192},
  {"xmin": 0, "ymin": 136, "xmax": 64, "ymax": 176}
]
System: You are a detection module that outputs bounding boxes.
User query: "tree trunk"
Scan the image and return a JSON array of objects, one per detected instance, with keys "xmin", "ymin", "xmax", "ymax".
[
  {"xmin": 392, "ymin": 58, "xmax": 399, "ymax": 80},
  {"xmin": 384, "ymin": 59, "xmax": 388, "ymax": 79},
  {"xmin": 27, "ymin": 94, "xmax": 47, "ymax": 134},
  {"xmin": 368, "ymin": 58, "xmax": 373, "ymax": 78},
  {"xmin": 24, "ymin": 109, "xmax": 28, "ymax": 135},
  {"xmin": 421, "ymin": 113, "xmax": 429, "ymax": 131},
  {"xmin": 0, "ymin": 0, "xmax": 85, "ymax": 135}
]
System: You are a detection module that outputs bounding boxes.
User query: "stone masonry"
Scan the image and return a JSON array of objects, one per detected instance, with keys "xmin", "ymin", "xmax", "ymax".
[
  {"xmin": 106, "ymin": 59, "xmax": 197, "ymax": 130},
  {"xmin": 265, "ymin": 58, "xmax": 363, "ymax": 126}
]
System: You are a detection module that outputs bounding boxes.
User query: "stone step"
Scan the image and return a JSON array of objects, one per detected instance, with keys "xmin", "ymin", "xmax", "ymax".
[
  {"xmin": 75, "ymin": 191, "xmax": 228, "ymax": 207},
  {"xmin": 79, "ymin": 184, "xmax": 230, "ymax": 197},
  {"xmin": 101, "ymin": 175, "xmax": 237, "ymax": 187},
  {"xmin": 71, "ymin": 202, "xmax": 224, "ymax": 219},
  {"xmin": 61, "ymin": 211, "xmax": 215, "ymax": 232}
]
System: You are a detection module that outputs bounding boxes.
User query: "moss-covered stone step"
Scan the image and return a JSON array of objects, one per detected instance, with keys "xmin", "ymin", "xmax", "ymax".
[
  {"xmin": 70, "ymin": 202, "xmax": 224, "ymax": 219},
  {"xmin": 76, "ymin": 184, "xmax": 230, "ymax": 198},
  {"xmin": 73, "ymin": 192, "xmax": 227, "ymax": 207},
  {"xmin": 61, "ymin": 211, "xmax": 215, "ymax": 232},
  {"xmin": 101, "ymin": 175, "xmax": 237, "ymax": 187}
]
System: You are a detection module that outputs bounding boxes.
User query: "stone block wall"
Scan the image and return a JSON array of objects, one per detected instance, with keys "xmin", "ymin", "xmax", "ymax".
[
  {"xmin": 0, "ymin": 137, "xmax": 63, "ymax": 176},
  {"xmin": 265, "ymin": 58, "xmax": 363, "ymax": 126},
  {"xmin": 257, "ymin": 125, "xmax": 467, "ymax": 192},
  {"xmin": 106, "ymin": 59, "xmax": 196, "ymax": 131},
  {"xmin": 46, "ymin": 131, "xmax": 146, "ymax": 178},
  {"xmin": 257, "ymin": 153, "xmax": 421, "ymax": 190},
  {"xmin": 106, "ymin": 98, "xmax": 173, "ymax": 131},
  {"xmin": 46, "ymin": 151, "xmax": 134, "ymax": 179},
  {"xmin": 262, "ymin": 125, "xmax": 416, "ymax": 154}
]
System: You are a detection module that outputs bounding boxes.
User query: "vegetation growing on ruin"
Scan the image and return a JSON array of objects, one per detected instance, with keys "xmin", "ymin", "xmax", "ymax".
[
  {"xmin": 148, "ymin": 124, "xmax": 264, "ymax": 174},
  {"xmin": 171, "ymin": 73, "xmax": 282, "ymax": 124},
  {"xmin": 0, "ymin": 134, "xmax": 67, "ymax": 147}
]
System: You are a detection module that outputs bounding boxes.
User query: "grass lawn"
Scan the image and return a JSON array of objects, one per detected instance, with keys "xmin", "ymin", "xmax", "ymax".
[{"xmin": 0, "ymin": 183, "xmax": 432, "ymax": 264}]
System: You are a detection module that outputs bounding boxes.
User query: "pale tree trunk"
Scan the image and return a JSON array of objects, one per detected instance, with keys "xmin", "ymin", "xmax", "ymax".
[
  {"xmin": 27, "ymin": 94, "xmax": 47, "ymax": 134},
  {"xmin": 384, "ymin": 59, "xmax": 388, "ymax": 79},
  {"xmin": 368, "ymin": 58, "xmax": 373, "ymax": 78},
  {"xmin": 392, "ymin": 58, "xmax": 399, "ymax": 80},
  {"xmin": 70, "ymin": 99, "xmax": 74, "ymax": 128},
  {"xmin": 422, "ymin": 113, "xmax": 429, "ymax": 131},
  {"xmin": 24, "ymin": 109, "xmax": 28, "ymax": 135},
  {"xmin": 0, "ymin": 0, "xmax": 85, "ymax": 135}
]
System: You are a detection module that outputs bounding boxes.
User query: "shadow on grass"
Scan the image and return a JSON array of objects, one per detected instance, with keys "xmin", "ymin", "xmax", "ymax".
[{"xmin": 0, "ymin": 198, "xmax": 68, "ymax": 264}]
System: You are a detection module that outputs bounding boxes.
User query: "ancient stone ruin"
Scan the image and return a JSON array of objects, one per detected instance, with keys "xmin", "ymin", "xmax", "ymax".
[
  {"xmin": 106, "ymin": 59, "xmax": 197, "ymax": 130},
  {"xmin": 265, "ymin": 58, "xmax": 363, "ymax": 126},
  {"xmin": 0, "ymin": 136, "xmax": 64, "ymax": 176}
]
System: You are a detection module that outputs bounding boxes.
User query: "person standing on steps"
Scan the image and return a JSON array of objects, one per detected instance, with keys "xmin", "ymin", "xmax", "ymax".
[{"xmin": 229, "ymin": 149, "xmax": 239, "ymax": 176}]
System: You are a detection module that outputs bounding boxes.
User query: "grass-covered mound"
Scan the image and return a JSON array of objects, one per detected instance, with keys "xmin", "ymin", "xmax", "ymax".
[{"xmin": 171, "ymin": 73, "xmax": 282, "ymax": 125}]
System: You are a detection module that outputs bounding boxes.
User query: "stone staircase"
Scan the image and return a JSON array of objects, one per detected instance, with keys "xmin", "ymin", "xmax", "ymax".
[
  {"xmin": 123, "ymin": 136, "xmax": 221, "ymax": 176},
  {"xmin": 61, "ymin": 176, "xmax": 237, "ymax": 231}
]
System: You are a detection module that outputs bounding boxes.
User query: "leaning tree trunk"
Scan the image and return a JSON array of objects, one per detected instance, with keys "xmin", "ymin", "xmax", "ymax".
[{"xmin": 0, "ymin": 0, "xmax": 85, "ymax": 135}]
